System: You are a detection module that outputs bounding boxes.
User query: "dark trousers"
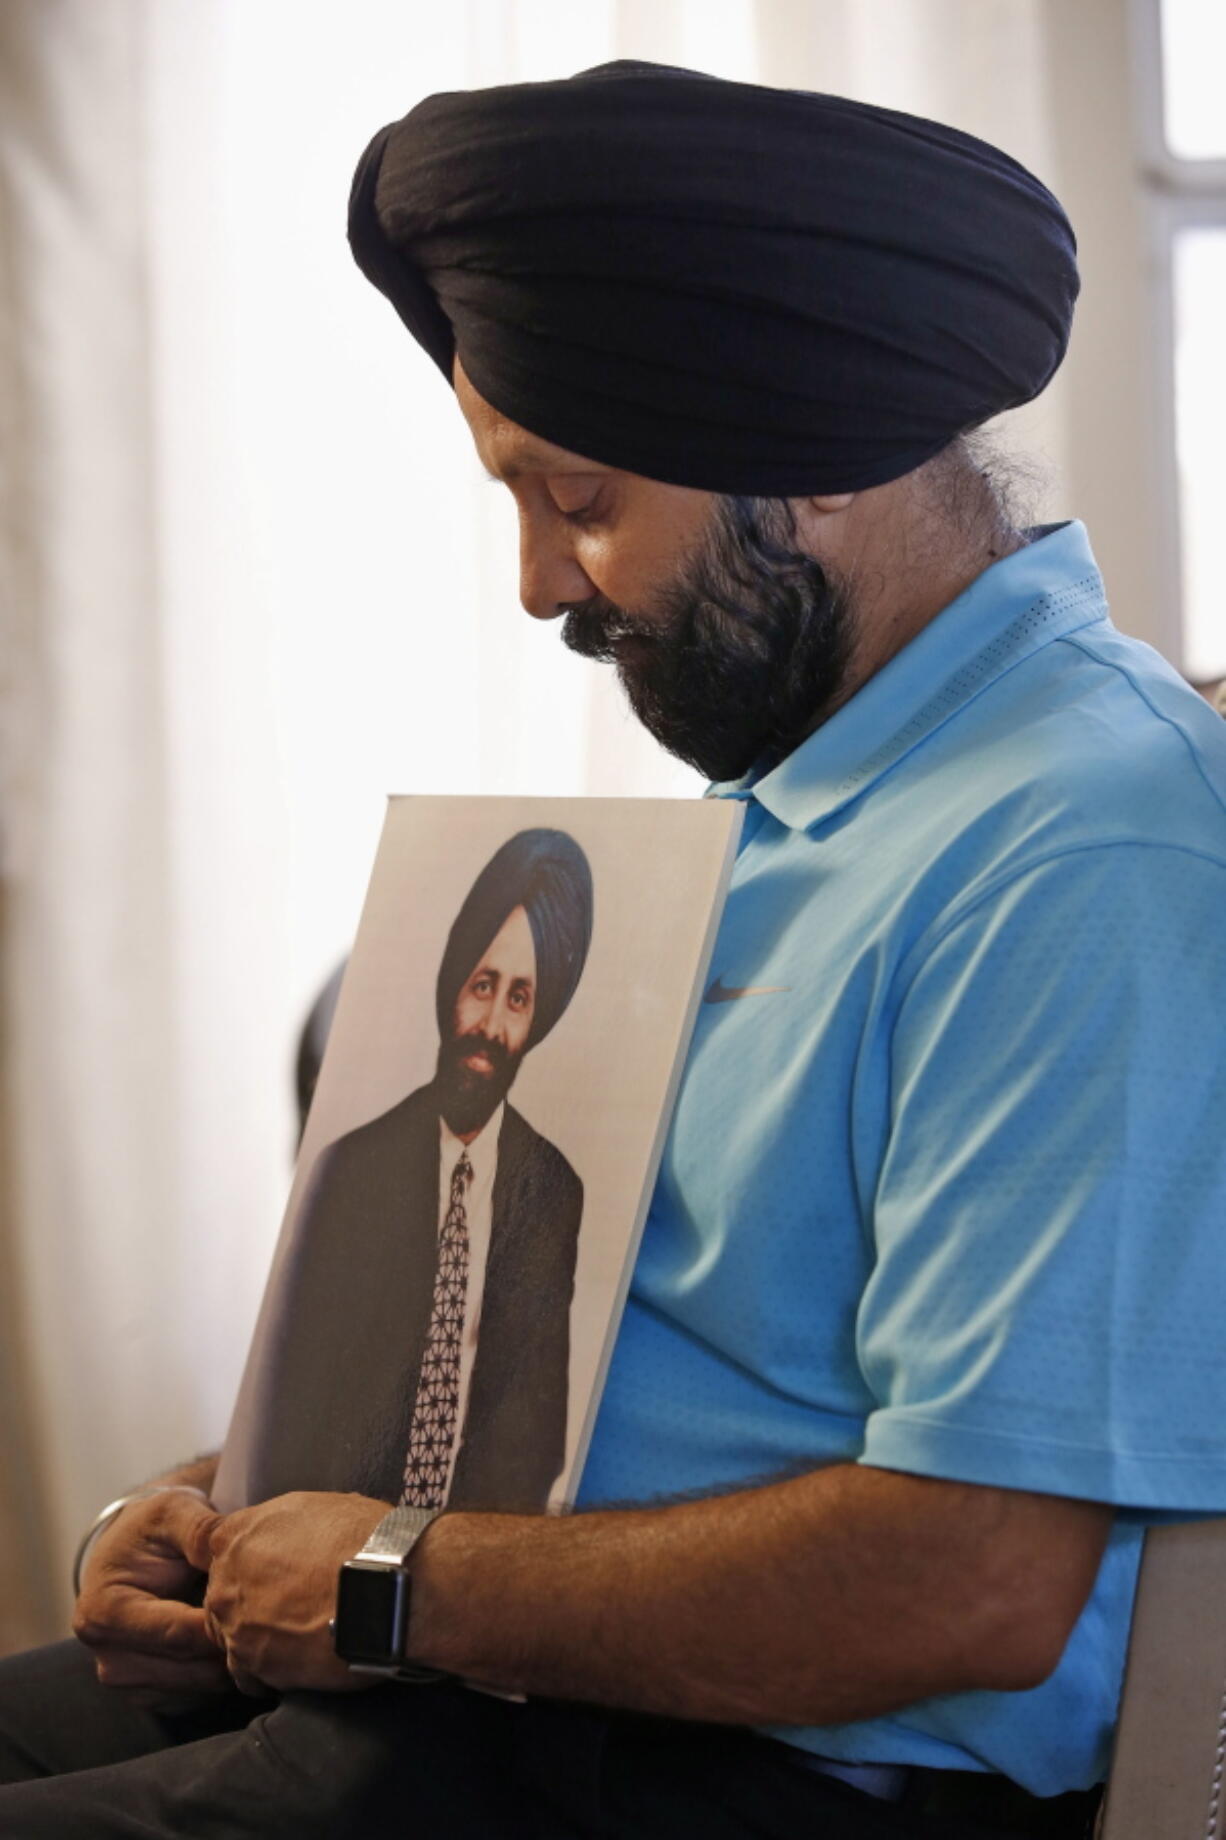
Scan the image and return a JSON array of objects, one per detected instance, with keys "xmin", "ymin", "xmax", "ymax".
[{"xmin": 0, "ymin": 1640, "xmax": 1096, "ymax": 1838}]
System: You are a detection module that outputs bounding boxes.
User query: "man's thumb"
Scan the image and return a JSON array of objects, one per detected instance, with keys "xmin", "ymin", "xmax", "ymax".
[{"xmin": 159, "ymin": 1490, "xmax": 223, "ymax": 1570}]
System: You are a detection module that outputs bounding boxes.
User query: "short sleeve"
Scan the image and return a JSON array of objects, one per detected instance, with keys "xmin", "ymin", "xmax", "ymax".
[{"xmin": 858, "ymin": 842, "xmax": 1226, "ymax": 1511}]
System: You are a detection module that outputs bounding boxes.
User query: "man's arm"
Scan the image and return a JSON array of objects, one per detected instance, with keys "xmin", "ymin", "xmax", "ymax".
[
  {"xmin": 196, "ymin": 1466, "xmax": 1113, "ymax": 1719},
  {"xmin": 72, "ymin": 1453, "xmax": 229, "ymax": 1699}
]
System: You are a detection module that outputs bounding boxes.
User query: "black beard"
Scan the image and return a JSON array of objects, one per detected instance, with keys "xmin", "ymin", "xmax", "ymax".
[
  {"xmin": 561, "ymin": 495, "xmax": 853, "ymax": 784},
  {"xmin": 434, "ymin": 1030, "xmax": 523, "ymax": 1138}
]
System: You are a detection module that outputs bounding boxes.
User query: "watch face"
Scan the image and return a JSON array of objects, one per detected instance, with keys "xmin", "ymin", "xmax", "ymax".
[{"xmin": 334, "ymin": 1563, "xmax": 408, "ymax": 1666}]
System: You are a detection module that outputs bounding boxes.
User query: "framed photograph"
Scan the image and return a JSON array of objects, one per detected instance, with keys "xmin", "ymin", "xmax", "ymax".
[{"xmin": 215, "ymin": 795, "xmax": 741, "ymax": 1515}]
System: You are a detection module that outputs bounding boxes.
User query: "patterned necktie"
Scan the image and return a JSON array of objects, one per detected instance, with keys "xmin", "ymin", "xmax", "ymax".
[{"xmin": 402, "ymin": 1150, "xmax": 472, "ymax": 1508}]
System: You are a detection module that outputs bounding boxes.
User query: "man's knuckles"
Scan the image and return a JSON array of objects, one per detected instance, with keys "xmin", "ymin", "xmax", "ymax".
[
  {"xmin": 212, "ymin": 1612, "xmax": 279, "ymax": 1685},
  {"xmin": 71, "ymin": 1601, "xmax": 111, "ymax": 1648},
  {"xmin": 75, "ymin": 1585, "xmax": 217, "ymax": 1655},
  {"xmin": 93, "ymin": 1651, "xmax": 141, "ymax": 1687},
  {"xmin": 71, "ymin": 1586, "xmax": 145, "ymax": 1648}
]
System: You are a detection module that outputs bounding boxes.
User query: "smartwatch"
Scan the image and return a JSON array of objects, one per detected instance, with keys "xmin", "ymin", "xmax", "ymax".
[{"xmin": 333, "ymin": 1504, "xmax": 447, "ymax": 1681}]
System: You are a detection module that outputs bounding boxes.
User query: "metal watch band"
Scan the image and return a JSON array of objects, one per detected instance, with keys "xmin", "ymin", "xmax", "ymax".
[{"xmin": 354, "ymin": 1504, "xmax": 442, "ymax": 1566}]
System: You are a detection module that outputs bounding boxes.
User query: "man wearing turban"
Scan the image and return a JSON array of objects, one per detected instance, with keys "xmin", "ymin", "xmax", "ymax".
[
  {"xmin": 5, "ymin": 58, "xmax": 1226, "ymax": 1840},
  {"xmin": 239, "ymin": 827, "xmax": 593, "ymax": 1517}
]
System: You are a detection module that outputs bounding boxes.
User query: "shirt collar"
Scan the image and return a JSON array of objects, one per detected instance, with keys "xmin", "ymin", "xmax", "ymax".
[
  {"xmin": 440, "ymin": 1101, "xmax": 504, "ymax": 1185},
  {"xmin": 706, "ymin": 521, "xmax": 1108, "ymax": 834}
]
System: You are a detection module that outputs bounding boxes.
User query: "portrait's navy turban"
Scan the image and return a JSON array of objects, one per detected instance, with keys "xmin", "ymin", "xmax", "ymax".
[
  {"xmin": 436, "ymin": 829, "xmax": 593, "ymax": 1051},
  {"xmin": 348, "ymin": 60, "xmax": 1078, "ymax": 496}
]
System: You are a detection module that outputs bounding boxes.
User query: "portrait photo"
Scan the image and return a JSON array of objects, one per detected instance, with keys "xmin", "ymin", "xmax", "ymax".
[{"xmin": 216, "ymin": 794, "xmax": 739, "ymax": 1516}]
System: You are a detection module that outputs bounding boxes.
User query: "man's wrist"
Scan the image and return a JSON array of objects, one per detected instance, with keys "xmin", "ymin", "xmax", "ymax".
[{"xmin": 398, "ymin": 1511, "xmax": 490, "ymax": 1677}]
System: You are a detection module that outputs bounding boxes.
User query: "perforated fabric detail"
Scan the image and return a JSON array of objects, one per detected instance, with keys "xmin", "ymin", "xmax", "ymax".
[{"xmin": 834, "ymin": 576, "xmax": 1102, "ymax": 802}]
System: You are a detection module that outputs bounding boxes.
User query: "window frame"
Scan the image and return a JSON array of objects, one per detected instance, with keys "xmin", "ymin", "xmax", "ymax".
[{"xmin": 1131, "ymin": 0, "xmax": 1226, "ymax": 682}]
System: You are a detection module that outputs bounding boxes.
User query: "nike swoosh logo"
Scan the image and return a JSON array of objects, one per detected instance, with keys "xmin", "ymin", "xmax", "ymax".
[{"xmin": 704, "ymin": 976, "xmax": 792, "ymax": 1004}]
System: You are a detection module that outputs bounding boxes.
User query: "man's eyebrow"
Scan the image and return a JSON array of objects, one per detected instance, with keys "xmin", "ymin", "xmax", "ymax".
[
  {"xmin": 481, "ymin": 460, "xmax": 546, "ymax": 483},
  {"xmin": 480, "ymin": 451, "xmax": 606, "ymax": 483},
  {"xmin": 469, "ymin": 962, "xmax": 535, "ymax": 986}
]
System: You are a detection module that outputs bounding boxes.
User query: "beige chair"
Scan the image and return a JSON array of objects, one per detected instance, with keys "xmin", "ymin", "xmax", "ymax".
[
  {"xmin": 1100, "ymin": 1520, "xmax": 1226, "ymax": 1839},
  {"xmin": 1102, "ymin": 681, "xmax": 1226, "ymax": 1835}
]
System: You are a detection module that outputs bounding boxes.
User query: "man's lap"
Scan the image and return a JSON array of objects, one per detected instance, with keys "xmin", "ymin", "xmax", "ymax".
[
  {"xmin": 0, "ymin": 1641, "xmax": 529, "ymax": 1837},
  {"xmin": 0, "ymin": 1640, "xmax": 257, "ymax": 1782},
  {"xmin": 0, "ymin": 1639, "xmax": 1055, "ymax": 1838}
]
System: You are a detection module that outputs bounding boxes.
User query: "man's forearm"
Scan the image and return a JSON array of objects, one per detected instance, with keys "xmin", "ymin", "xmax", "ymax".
[{"xmin": 409, "ymin": 1464, "xmax": 1113, "ymax": 1727}]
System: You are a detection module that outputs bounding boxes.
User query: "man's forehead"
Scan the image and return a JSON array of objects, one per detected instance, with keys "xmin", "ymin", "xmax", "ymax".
[
  {"xmin": 472, "ymin": 946, "xmax": 535, "ymax": 980},
  {"xmin": 469, "ymin": 904, "xmax": 537, "ymax": 977},
  {"xmin": 453, "ymin": 355, "xmax": 612, "ymax": 481}
]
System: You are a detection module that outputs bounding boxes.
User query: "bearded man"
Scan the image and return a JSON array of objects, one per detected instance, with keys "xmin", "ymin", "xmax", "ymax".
[
  {"xmin": 239, "ymin": 827, "xmax": 591, "ymax": 1516},
  {"xmin": 2, "ymin": 60, "xmax": 1225, "ymax": 1840}
]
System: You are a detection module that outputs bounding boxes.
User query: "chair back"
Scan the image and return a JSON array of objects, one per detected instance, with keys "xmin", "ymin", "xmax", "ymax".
[{"xmin": 1100, "ymin": 1519, "xmax": 1226, "ymax": 1839}]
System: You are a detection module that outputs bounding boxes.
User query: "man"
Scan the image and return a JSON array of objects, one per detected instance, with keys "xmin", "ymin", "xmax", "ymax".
[
  {"xmin": 2, "ymin": 60, "xmax": 1225, "ymax": 1839},
  {"xmin": 237, "ymin": 827, "xmax": 591, "ymax": 1514}
]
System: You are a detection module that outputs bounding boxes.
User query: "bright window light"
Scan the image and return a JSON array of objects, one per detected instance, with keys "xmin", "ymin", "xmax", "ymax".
[
  {"xmin": 681, "ymin": 0, "xmax": 756, "ymax": 80},
  {"xmin": 1161, "ymin": 0, "xmax": 1226, "ymax": 160},
  {"xmin": 1172, "ymin": 227, "xmax": 1226, "ymax": 680}
]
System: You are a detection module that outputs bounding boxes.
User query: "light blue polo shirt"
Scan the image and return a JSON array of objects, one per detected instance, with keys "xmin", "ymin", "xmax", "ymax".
[{"xmin": 577, "ymin": 521, "xmax": 1226, "ymax": 1795}]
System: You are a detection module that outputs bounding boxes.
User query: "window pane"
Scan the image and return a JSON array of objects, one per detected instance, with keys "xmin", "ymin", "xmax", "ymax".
[
  {"xmin": 1173, "ymin": 228, "xmax": 1226, "ymax": 680},
  {"xmin": 1161, "ymin": 0, "xmax": 1226, "ymax": 160}
]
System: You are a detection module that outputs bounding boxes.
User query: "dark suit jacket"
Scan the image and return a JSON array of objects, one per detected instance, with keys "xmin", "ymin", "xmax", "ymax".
[{"xmin": 245, "ymin": 1084, "xmax": 582, "ymax": 1512}]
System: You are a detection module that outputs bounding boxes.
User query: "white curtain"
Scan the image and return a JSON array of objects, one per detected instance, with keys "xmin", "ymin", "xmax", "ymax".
[
  {"xmin": 1, "ymin": 0, "xmax": 182, "ymax": 1638},
  {"xmin": 0, "ymin": 0, "xmax": 1090, "ymax": 1631}
]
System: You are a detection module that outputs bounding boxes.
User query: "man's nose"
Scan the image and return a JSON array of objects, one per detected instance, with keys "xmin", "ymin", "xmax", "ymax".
[
  {"xmin": 518, "ymin": 515, "xmax": 596, "ymax": 621},
  {"xmin": 486, "ymin": 992, "xmax": 513, "ymax": 1041}
]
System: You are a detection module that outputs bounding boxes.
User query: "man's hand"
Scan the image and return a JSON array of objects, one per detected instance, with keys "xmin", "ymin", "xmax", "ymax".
[
  {"xmin": 190, "ymin": 1491, "xmax": 389, "ymax": 1695},
  {"xmin": 73, "ymin": 1486, "xmax": 230, "ymax": 1705}
]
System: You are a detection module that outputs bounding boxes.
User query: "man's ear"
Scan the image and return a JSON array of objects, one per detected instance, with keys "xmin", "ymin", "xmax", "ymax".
[
  {"xmin": 787, "ymin": 491, "xmax": 856, "ymax": 555},
  {"xmin": 786, "ymin": 491, "xmax": 856, "ymax": 537}
]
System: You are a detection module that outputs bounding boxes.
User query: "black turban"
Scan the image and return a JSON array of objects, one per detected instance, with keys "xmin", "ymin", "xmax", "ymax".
[
  {"xmin": 348, "ymin": 60, "xmax": 1078, "ymax": 496},
  {"xmin": 436, "ymin": 829, "xmax": 593, "ymax": 1051}
]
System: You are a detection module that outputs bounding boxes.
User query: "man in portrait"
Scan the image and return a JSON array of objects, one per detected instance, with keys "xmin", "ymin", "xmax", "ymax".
[{"xmin": 246, "ymin": 826, "xmax": 593, "ymax": 1514}]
